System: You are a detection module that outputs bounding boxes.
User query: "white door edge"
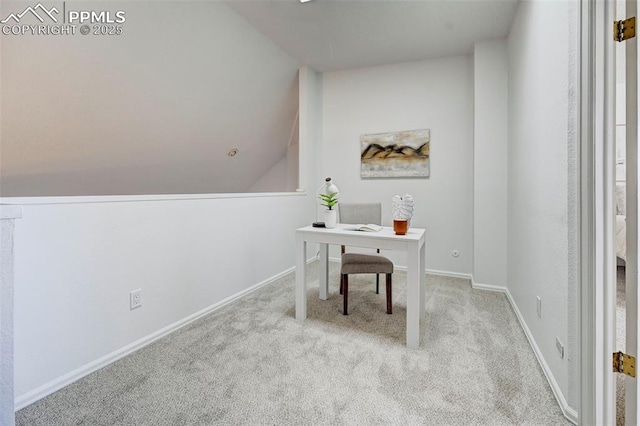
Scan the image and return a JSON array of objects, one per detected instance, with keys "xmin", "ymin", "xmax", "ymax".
[{"xmin": 579, "ymin": 0, "xmax": 617, "ymax": 424}]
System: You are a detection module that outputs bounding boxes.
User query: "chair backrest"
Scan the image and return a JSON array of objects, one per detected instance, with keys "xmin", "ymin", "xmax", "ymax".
[{"xmin": 339, "ymin": 203, "xmax": 382, "ymax": 225}]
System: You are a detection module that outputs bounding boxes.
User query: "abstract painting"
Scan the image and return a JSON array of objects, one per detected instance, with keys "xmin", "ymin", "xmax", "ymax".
[{"xmin": 360, "ymin": 129, "xmax": 430, "ymax": 178}]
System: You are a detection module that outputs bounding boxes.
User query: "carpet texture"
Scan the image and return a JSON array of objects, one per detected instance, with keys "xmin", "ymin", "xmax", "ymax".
[
  {"xmin": 16, "ymin": 262, "xmax": 570, "ymax": 425},
  {"xmin": 617, "ymin": 264, "xmax": 626, "ymax": 426}
]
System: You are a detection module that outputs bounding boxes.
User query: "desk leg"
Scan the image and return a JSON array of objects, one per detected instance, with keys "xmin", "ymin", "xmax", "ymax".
[
  {"xmin": 295, "ymin": 236, "xmax": 307, "ymax": 320},
  {"xmin": 319, "ymin": 243, "xmax": 329, "ymax": 300},
  {"xmin": 406, "ymin": 241, "xmax": 421, "ymax": 349},
  {"xmin": 420, "ymin": 241, "xmax": 426, "ymax": 322}
]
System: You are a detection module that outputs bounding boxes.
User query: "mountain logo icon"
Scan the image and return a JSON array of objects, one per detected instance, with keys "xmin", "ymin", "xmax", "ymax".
[{"xmin": 1, "ymin": 3, "xmax": 59, "ymax": 24}]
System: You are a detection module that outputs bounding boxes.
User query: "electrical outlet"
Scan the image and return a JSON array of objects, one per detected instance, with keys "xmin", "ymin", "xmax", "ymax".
[
  {"xmin": 130, "ymin": 289, "xmax": 142, "ymax": 310},
  {"xmin": 556, "ymin": 337, "xmax": 565, "ymax": 359},
  {"xmin": 451, "ymin": 250, "xmax": 460, "ymax": 258},
  {"xmin": 536, "ymin": 296, "xmax": 542, "ymax": 318}
]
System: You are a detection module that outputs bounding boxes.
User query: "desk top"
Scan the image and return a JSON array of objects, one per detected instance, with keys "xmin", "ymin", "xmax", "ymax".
[{"xmin": 296, "ymin": 223, "xmax": 425, "ymax": 243}]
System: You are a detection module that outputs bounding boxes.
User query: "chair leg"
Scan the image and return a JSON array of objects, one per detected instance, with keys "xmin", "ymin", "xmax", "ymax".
[
  {"xmin": 376, "ymin": 250, "xmax": 381, "ymax": 296},
  {"xmin": 386, "ymin": 274, "xmax": 392, "ymax": 314},
  {"xmin": 343, "ymin": 274, "xmax": 349, "ymax": 315},
  {"xmin": 340, "ymin": 275, "xmax": 343, "ymax": 295}
]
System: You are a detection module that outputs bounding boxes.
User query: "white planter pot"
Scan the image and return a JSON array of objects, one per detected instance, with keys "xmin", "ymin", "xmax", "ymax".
[{"xmin": 324, "ymin": 209, "xmax": 337, "ymax": 229}]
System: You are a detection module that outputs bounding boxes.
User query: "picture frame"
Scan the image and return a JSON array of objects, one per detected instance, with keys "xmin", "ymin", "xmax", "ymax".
[{"xmin": 360, "ymin": 129, "xmax": 430, "ymax": 178}]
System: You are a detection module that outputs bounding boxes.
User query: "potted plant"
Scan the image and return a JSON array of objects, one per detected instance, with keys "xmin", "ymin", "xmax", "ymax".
[{"xmin": 319, "ymin": 192, "xmax": 339, "ymax": 228}]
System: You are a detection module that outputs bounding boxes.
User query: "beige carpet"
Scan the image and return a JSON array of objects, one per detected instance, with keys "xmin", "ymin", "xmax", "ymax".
[
  {"xmin": 16, "ymin": 262, "xmax": 570, "ymax": 425},
  {"xmin": 617, "ymin": 264, "xmax": 626, "ymax": 426}
]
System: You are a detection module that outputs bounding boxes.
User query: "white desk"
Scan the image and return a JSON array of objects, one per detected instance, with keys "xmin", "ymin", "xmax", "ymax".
[{"xmin": 295, "ymin": 224, "xmax": 426, "ymax": 349}]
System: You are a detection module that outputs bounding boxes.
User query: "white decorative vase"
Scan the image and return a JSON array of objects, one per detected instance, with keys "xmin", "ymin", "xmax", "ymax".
[
  {"xmin": 324, "ymin": 209, "xmax": 337, "ymax": 229},
  {"xmin": 392, "ymin": 194, "xmax": 414, "ymax": 234}
]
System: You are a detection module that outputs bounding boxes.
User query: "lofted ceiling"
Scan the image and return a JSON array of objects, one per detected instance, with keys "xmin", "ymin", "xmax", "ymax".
[{"xmin": 226, "ymin": 0, "xmax": 521, "ymax": 72}]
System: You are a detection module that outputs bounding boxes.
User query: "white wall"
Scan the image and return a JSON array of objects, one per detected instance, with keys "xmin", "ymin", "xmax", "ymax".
[
  {"xmin": 0, "ymin": 1, "xmax": 299, "ymax": 195},
  {"xmin": 0, "ymin": 207, "xmax": 22, "ymax": 426},
  {"xmin": 298, "ymin": 66, "xmax": 322, "ymax": 194},
  {"xmin": 248, "ymin": 128, "xmax": 300, "ymax": 193},
  {"xmin": 247, "ymin": 157, "xmax": 288, "ymax": 193},
  {"xmin": 319, "ymin": 57, "xmax": 474, "ymax": 273},
  {"xmin": 9, "ymin": 193, "xmax": 313, "ymax": 405},
  {"xmin": 616, "ymin": 0, "xmax": 627, "ymax": 184},
  {"xmin": 286, "ymin": 112, "xmax": 301, "ymax": 192},
  {"xmin": 507, "ymin": 0, "xmax": 578, "ymax": 413},
  {"xmin": 473, "ymin": 40, "xmax": 508, "ymax": 288}
]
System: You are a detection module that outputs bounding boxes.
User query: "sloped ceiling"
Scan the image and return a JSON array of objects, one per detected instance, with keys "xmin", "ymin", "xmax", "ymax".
[{"xmin": 1, "ymin": 1, "xmax": 299, "ymax": 196}]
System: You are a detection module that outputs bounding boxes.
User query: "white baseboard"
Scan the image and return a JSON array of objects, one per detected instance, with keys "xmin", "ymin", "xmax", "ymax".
[
  {"xmin": 471, "ymin": 281, "xmax": 508, "ymax": 293},
  {"xmin": 14, "ymin": 261, "xmax": 315, "ymax": 411},
  {"xmin": 424, "ymin": 268, "xmax": 473, "ymax": 281},
  {"xmin": 423, "ymin": 268, "xmax": 470, "ymax": 280},
  {"xmin": 504, "ymin": 290, "xmax": 578, "ymax": 425}
]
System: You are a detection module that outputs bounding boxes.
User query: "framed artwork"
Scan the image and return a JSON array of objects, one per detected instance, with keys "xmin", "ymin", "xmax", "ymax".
[{"xmin": 360, "ymin": 129, "xmax": 430, "ymax": 178}]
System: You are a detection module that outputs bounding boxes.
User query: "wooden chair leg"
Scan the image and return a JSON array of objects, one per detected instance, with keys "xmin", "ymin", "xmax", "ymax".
[
  {"xmin": 340, "ymin": 275, "xmax": 343, "ymax": 294},
  {"xmin": 376, "ymin": 249, "xmax": 381, "ymax": 295},
  {"xmin": 386, "ymin": 274, "xmax": 392, "ymax": 314},
  {"xmin": 343, "ymin": 274, "xmax": 349, "ymax": 315}
]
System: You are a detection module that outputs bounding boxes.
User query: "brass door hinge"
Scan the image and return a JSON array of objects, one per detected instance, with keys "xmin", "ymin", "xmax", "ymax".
[
  {"xmin": 613, "ymin": 351, "xmax": 636, "ymax": 377},
  {"xmin": 615, "ymin": 17, "xmax": 636, "ymax": 42}
]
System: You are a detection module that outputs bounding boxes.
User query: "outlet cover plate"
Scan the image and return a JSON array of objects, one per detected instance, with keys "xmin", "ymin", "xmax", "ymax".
[
  {"xmin": 130, "ymin": 289, "xmax": 142, "ymax": 310},
  {"xmin": 555, "ymin": 337, "xmax": 564, "ymax": 359}
]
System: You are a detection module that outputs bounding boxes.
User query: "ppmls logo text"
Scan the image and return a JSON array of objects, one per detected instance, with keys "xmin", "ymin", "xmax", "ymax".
[{"xmin": 1, "ymin": 2, "xmax": 126, "ymax": 36}]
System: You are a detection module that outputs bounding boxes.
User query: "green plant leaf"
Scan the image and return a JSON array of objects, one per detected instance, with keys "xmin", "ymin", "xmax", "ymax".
[{"xmin": 318, "ymin": 192, "xmax": 338, "ymax": 210}]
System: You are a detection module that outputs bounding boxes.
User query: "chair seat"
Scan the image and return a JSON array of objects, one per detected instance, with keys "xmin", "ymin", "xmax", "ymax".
[{"xmin": 341, "ymin": 253, "xmax": 393, "ymax": 275}]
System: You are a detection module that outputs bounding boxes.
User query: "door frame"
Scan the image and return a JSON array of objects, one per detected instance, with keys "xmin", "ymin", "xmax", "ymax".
[
  {"xmin": 579, "ymin": 0, "xmax": 617, "ymax": 424},
  {"xmin": 624, "ymin": 0, "xmax": 639, "ymax": 422}
]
